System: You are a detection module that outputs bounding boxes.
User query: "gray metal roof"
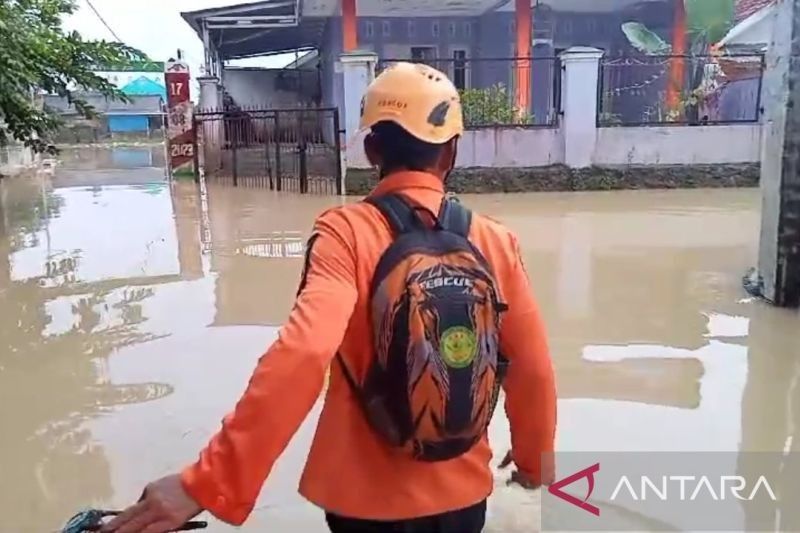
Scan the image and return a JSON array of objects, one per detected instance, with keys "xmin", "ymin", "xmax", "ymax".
[
  {"xmin": 43, "ymin": 94, "xmax": 164, "ymax": 116},
  {"xmin": 181, "ymin": 0, "xmax": 328, "ymax": 60}
]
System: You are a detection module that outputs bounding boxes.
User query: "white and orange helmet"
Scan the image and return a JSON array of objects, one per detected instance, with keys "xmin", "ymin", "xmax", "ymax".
[{"xmin": 359, "ymin": 62, "xmax": 464, "ymax": 144}]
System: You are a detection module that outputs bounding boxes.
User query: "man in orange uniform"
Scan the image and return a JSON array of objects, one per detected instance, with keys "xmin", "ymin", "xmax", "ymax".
[{"xmin": 104, "ymin": 62, "xmax": 556, "ymax": 533}]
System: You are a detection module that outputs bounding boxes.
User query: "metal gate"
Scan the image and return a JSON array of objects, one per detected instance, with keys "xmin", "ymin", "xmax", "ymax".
[{"xmin": 194, "ymin": 107, "xmax": 343, "ymax": 194}]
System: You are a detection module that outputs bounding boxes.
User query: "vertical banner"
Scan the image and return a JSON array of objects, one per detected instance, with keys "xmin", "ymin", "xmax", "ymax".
[{"xmin": 165, "ymin": 60, "xmax": 195, "ymax": 177}]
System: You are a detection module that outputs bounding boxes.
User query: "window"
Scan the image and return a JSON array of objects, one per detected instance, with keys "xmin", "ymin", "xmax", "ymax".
[
  {"xmin": 449, "ymin": 22, "xmax": 457, "ymax": 37},
  {"xmin": 464, "ymin": 21, "xmax": 473, "ymax": 37},
  {"xmin": 410, "ymin": 46, "xmax": 437, "ymax": 67},
  {"xmin": 407, "ymin": 20, "xmax": 415, "ymax": 37},
  {"xmin": 432, "ymin": 21, "xmax": 440, "ymax": 37},
  {"xmin": 452, "ymin": 49, "xmax": 468, "ymax": 90},
  {"xmin": 509, "ymin": 19, "xmax": 515, "ymax": 35},
  {"xmin": 382, "ymin": 20, "xmax": 391, "ymax": 37},
  {"xmin": 364, "ymin": 21, "xmax": 374, "ymax": 38}
]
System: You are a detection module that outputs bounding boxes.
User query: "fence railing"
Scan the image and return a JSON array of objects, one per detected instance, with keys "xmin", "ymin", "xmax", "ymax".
[
  {"xmin": 193, "ymin": 106, "xmax": 342, "ymax": 194},
  {"xmin": 377, "ymin": 57, "xmax": 560, "ymax": 128},
  {"xmin": 598, "ymin": 54, "xmax": 765, "ymax": 127}
]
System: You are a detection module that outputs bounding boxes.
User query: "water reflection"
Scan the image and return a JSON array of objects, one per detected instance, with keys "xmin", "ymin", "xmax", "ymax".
[{"xmin": 2, "ymin": 172, "xmax": 800, "ymax": 531}]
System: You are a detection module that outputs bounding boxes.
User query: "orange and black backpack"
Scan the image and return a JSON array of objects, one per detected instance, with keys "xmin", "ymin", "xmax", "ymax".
[{"xmin": 338, "ymin": 193, "xmax": 508, "ymax": 461}]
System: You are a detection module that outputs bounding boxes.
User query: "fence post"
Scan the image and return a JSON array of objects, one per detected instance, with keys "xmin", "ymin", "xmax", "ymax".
[
  {"xmin": 232, "ymin": 118, "xmax": 239, "ymax": 187},
  {"xmin": 265, "ymin": 120, "xmax": 274, "ymax": 190},
  {"xmin": 299, "ymin": 140, "xmax": 308, "ymax": 193},
  {"xmin": 333, "ymin": 109, "xmax": 344, "ymax": 195},
  {"xmin": 191, "ymin": 115, "xmax": 200, "ymax": 183},
  {"xmin": 275, "ymin": 111, "xmax": 282, "ymax": 192},
  {"xmin": 559, "ymin": 47, "xmax": 604, "ymax": 168}
]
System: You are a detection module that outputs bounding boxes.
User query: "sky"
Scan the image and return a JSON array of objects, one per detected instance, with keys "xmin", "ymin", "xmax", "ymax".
[{"xmin": 63, "ymin": 0, "xmax": 295, "ymax": 75}]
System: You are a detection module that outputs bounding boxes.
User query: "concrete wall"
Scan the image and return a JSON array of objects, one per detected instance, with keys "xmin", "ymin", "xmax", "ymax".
[
  {"xmin": 594, "ymin": 124, "xmax": 763, "ymax": 166},
  {"xmin": 456, "ymin": 128, "xmax": 563, "ymax": 167},
  {"xmin": 0, "ymin": 145, "xmax": 35, "ymax": 176},
  {"xmin": 347, "ymin": 123, "xmax": 763, "ymax": 170},
  {"xmin": 222, "ymin": 68, "xmax": 319, "ymax": 109}
]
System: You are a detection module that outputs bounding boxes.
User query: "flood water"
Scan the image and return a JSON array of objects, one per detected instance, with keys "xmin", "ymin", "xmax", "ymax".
[{"xmin": 1, "ymin": 157, "xmax": 799, "ymax": 532}]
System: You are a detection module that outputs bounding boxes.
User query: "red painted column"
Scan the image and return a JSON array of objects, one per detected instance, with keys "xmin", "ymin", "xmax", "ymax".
[
  {"xmin": 515, "ymin": 0, "xmax": 532, "ymax": 117},
  {"xmin": 342, "ymin": 0, "xmax": 357, "ymax": 52},
  {"xmin": 667, "ymin": 0, "xmax": 686, "ymax": 114}
]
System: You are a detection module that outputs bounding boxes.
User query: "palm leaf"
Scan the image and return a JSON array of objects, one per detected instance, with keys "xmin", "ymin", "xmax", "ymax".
[{"xmin": 621, "ymin": 22, "xmax": 672, "ymax": 54}]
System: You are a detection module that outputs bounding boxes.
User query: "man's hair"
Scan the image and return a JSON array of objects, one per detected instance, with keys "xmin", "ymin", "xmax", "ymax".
[{"xmin": 371, "ymin": 121, "xmax": 445, "ymax": 175}]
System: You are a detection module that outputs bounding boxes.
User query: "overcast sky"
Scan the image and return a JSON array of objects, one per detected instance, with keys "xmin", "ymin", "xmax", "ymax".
[{"xmin": 64, "ymin": 0, "xmax": 293, "ymax": 74}]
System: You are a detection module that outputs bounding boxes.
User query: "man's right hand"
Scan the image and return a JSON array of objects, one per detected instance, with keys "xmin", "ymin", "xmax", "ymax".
[{"xmin": 499, "ymin": 450, "xmax": 553, "ymax": 490}]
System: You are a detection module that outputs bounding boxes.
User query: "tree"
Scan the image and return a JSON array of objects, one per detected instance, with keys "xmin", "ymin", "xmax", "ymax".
[
  {"xmin": 0, "ymin": 0, "xmax": 145, "ymax": 153},
  {"xmin": 621, "ymin": 0, "xmax": 737, "ymax": 120}
]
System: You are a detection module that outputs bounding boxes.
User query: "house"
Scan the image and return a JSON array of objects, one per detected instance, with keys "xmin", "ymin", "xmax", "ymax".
[
  {"xmin": 182, "ymin": 0, "xmax": 677, "ymax": 125},
  {"xmin": 712, "ymin": 0, "xmax": 775, "ymax": 122},
  {"xmin": 43, "ymin": 63, "xmax": 167, "ymax": 143},
  {"xmin": 43, "ymin": 92, "xmax": 165, "ymax": 143},
  {"xmin": 718, "ymin": 0, "xmax": 775, "ymax": 53}
]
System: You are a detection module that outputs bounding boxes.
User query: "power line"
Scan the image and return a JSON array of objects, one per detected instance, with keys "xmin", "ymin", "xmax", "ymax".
[{"xmin": 84, "ymin": 0, "xmax": 122, "ymax": 42}]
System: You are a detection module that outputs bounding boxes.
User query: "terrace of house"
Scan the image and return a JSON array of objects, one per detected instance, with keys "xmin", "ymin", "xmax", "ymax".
[{"xmin": 183, "ymin": 0, "xmax": 676, "ymax": 116}]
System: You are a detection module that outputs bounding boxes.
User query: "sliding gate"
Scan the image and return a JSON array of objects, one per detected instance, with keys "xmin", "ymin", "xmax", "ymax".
[{"xmin": 194, "ymin": 107, "xmax": 343, "ymax": 194}]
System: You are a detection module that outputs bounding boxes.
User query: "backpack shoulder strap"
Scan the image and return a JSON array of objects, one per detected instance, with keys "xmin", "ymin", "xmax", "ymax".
[
  {"xmin": 438, "ymin": 196, "xmax": 472, "ymax": 238},
  {"xmin": 365, "ymin": 194, "xmax": 421, "ymax": 235}
]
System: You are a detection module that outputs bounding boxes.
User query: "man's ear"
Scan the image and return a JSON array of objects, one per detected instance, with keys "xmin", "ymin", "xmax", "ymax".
[
  {"xmin": 364, "ymin": 132, "xmax": 381, "ymax": 168},
  {"xmin": 440, "ymin": 137, "xmax": 458, "ymax": 174}
]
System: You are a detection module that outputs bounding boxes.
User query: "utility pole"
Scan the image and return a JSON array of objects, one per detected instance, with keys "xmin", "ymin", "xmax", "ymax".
[{"xmin": 755, "ymin": 0, "xmax": 800, "ymax": 307}]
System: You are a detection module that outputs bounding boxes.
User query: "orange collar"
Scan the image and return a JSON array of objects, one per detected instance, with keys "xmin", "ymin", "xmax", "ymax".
[{"xmin": 369, "ymin": 171, "xmax": 445, "ymax": 197}]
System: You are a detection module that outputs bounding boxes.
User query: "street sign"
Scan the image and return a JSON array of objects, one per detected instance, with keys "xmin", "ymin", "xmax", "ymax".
[{"xmin": 164, "ymin": 60, "xmax": 195, "ymax": 177}]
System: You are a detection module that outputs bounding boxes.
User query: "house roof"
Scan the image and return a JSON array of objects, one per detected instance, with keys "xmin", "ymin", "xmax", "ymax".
[
  {"xmin": 181, "ymin": 0, "xmax": 329, "ymax": 60},
  {"xmin": 718, "ymin": 1, "xmax": 775, "ymax": 50},
  {"xmin": 179, "ymin": 0, "xmax": 553, "ymax": 59},
  {"xmin": 121, "ymin": 76, "xmax": 167, "ymax": 99},
  {"xmin": 735, "ymin": 0, "xmax": 774, "ymax": 23},
  {"xmin": 497, "ymin": 0, "xmax": 667, "ymax": 12},
  {"xmin": 43, "ymin": 94, "xmax": 164, "ymax": 116}
]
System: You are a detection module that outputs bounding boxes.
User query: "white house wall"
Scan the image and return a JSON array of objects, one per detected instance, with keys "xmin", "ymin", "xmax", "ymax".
[{"xmin": 594, "ymin": 125, "xmax": 763, "ymax": 166}]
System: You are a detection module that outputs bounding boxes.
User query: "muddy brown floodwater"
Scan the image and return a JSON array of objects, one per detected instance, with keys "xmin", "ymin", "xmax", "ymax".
[{"xmin": 1, "ymin": 154, "xmax": 799, "ymax": 532}]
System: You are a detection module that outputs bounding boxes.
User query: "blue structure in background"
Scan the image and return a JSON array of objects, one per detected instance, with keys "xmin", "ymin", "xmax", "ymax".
[
  {"xmin": 108, "ymin": 115, "xmax": 150, "ymax": 132},
  {"xmin": 106, "ymin": 75, "xmax": 166, "ymax": 134}
]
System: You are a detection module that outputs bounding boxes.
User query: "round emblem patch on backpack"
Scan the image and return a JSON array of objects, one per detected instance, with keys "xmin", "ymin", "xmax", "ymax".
[{"xmin": 441, "ymin": 326, "xmax": 478, "ymax": 368}]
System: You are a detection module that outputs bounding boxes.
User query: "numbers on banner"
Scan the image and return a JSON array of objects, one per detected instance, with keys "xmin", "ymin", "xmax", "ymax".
[
  {"xmin": 170, "ymin": 81, "xmax": 184, "ymax": 97},
  {"xmin": 170, "ymin": 143, "xmax": 194, "ymax": 157}
]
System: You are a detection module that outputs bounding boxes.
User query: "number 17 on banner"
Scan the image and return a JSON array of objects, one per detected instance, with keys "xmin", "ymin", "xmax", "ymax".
[{"xmin": 164, "ymin": 59, "xmax": 196, "ymax": 178}]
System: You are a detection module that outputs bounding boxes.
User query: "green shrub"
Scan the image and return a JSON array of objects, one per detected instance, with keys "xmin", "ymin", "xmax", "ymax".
[{"xmin": 459, "ymin": 84, "xmax": 533, "ymax": 127}]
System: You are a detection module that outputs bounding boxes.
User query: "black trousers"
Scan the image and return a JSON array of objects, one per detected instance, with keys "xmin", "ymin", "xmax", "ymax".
[{"xmin": 325, "ymin": 500, "xmax": 487, "ymax": 533}]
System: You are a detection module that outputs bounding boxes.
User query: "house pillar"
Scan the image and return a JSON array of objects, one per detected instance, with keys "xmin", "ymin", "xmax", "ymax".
[
  {"xmin": 342, "ymin": 0, "xmax": 357, "ymax": 52},
  {"xmin": 559, "ymin": 47, "xmax": 603, "ymax": 169},
  {"xmin": 514, "ymin": 0, "xmax": 532, "ymax": 115},
  {"xmin": 197, "ymin": 75, "xmax": 222, "ymax": 176},
  {"xmin": 755, "ymin": 0, "xmax": 800, "ymax": 307},
  {"xmin": 339, "ymin": 51, "xmax": 378, "ymax": 174},
  {"xmin": 197, "ymin": 76, "xmax": 220, "ymax": 111}
]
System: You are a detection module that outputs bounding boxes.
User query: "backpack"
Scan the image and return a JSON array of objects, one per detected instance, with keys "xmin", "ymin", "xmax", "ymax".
[{"xmin": 337, "ymin": 193, "xmax": 508, "ymax": 461}]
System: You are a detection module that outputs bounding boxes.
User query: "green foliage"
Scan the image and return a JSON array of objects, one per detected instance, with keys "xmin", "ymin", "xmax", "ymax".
[
  {"xmin": 621, "ymin": 0, "xmax": 736, "ymax": 54},
  {"xmin": 0, "ymin": 0, "xmax": 146, "ymax": 153},
  {"xmin": 622, "ymin": 22, "xmax": 672, "ymax": 54},
  {"xmin": 685, "ymin": 0, "xmax": 736, "ymax": 45},
  {"xmin": 459, "ymin": 84, "xmax": 533, "ymax": 127}
]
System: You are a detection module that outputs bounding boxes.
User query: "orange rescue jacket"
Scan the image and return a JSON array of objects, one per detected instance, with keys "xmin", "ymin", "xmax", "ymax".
[{"xmin": 181, "ymin": 171, "xmax": 557, "ymax": 524}]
